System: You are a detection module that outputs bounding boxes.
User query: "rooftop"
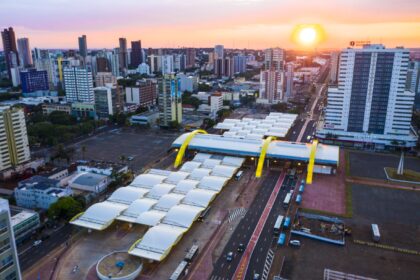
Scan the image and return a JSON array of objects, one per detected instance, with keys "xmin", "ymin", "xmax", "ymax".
[
  {"xmin": 18, "ymin": 176, "xmax": 59, "ymax": 190},
  {"xmin": 71, "ymin": 172, "xmax": 108, "ymax": 186}
]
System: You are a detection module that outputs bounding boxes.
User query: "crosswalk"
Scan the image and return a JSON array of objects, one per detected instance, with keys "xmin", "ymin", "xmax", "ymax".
[
  {"xmin": 228, "ymin": 208, "xmax": 247, "ymax": 223},
  {"xmin": 261, "ymin": 249, "xmax": 275, "ymax": 280}
]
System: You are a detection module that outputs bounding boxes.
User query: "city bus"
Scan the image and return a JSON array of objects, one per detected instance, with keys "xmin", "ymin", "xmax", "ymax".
[
  {"xmin": 277, "ymin": 233, "xmax": 286, "ymax": 246},
  {"xmin": 235, "ymin": 170, "xmax": 244, "ymax": 181},
  {"xmin": 273, "ymin": 215, "xmax": 284, "ymax": 235},
  {"xmin": 283, "ymin": 216, "xmax": 291, "ymax": 229},
  {"xmin": 371, "ymin": 224, "xmax": 380, "ymax": 242},
  {"xmin": 184, "ymin": 245, "xmax": 199, "ymax": 263},
  {"xmin": 283, "ymin": 193, "xmax": 292, "ymax": 208},
  {"xmin": 169, "ymin": 261, "xmax": 188, "ymax": 280}
]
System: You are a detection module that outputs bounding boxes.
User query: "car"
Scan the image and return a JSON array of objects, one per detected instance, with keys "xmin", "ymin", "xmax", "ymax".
[
  {"xmin": 127, "ymin": 156, "xmax": 134, "ymax": 161},
  {"xmin": 237, "ymin": 243, "xmax": 245, "ymax": 252},
  {"xmin": 289, "ymin": 240, "xmax": 301, "ymax": 247},
  {"xmin": 226, "ymin": 251, "xmax": 234, "ymax": 261},
  {"xmin": 253, "ymin": 273, "xmax": 260, "ymax": 280},
  {"xmin": 33, "ymin": 240, "xmax": 42, "ymax": 247}
]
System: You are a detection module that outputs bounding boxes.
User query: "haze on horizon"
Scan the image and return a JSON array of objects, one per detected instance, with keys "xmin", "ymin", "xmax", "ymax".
[{"xmin": 1, "ymin": 0, "xmax": 419, "ymax": 50}]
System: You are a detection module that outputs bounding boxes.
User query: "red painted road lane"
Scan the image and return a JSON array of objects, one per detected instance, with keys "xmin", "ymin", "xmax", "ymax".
[{"xmin": 233, "ymin": 171, "xmax": 286, "ymax": 280}]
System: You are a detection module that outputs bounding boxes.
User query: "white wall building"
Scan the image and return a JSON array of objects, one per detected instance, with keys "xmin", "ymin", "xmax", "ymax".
[
  {"xmin": 161, "ymin": 55, "xmax": 174, "ymax": 75},
  {"xmin": 264, "ymin": 48, "xmax": 285, "ymax": 71},
  {"xmin": 257, "ymin": 70, "xmax": 284, "ymax": 104},
  {"xmin": 214, "ymin": 45, "xmax": 224, "ymax": 59},
  {"xmin": 317, "ymin": 45, "xmax": 417, "ymax": 149},
  {"xmin": 137, "ymin": 63, "xmax": 150, "ymax": 75},
  {"xmin": 63, "ymin": 67, "xmax": 94, "ymax": 103},
  {"xmin": 176, "ymin": 73, "xmax": 198, "ymax": 92},
  {"xmin": 330, "ymin": 51, "xmax": 340, "ymax": 84}
]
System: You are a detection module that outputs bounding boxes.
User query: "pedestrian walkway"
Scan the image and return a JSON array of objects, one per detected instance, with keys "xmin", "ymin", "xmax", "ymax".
[
  {"xmin": 261, "ymin": 249, "xmax": 275, "ymax": 280},
  {"xmin": 228, "ymin": 208, "xmax": 247, "ymax": 223}
]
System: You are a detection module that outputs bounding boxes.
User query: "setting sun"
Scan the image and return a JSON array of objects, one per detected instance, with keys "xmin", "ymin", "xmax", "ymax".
[{"xmin": 298, "ymin": 27, "xmax": 317, "ymax": 45}]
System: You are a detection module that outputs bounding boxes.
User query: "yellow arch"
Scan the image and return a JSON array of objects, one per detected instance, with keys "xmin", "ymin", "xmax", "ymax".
[
  {"xmin": 69, "ymin": 212, "xmax": 85, "ymax": 222},
  {"xmin": 306, "ymin": 139, "xmax": 319, "ymax": 184},
  {"xmin": 256, "ymin": 136, "xmax": 276, "ymax": 178},
  {"xmin": 174, "ymin": 129, "xmax": 207, "ymax": 168}
]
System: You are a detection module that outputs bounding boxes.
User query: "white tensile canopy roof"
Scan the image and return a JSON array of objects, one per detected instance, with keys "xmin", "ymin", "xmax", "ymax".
[
  {"xmin": 182, "ymin": 189, "xmax": 217, "ymax": 208},
  {"xmin": 192, "ymin": 153, "xmax": 212, "ymax": 162},
  {"xmin": 153, "ymin": 193, "xmax": 185, "ymax": 212},
  {"xmin": 129, "ymin": 224, "xmax": 187, "ymax": 261},
  {"xmin": 146, "ymin": 183, "xmax": 176, "ymax": 199},
  {"xmin": 107, "ymin": 186, "xmax": 148, "ymax": 205},
  {"xmin": 189, "ymin": 168, "xmax": 212, "ymax": 180},
  {"xmin": 222, "ymin": 156, "xmax": 245, "ymax": 167},
  {"xmin": 201, "ymin": 159, "xmax": 222, "ymax": 169},
  {"xmin": 165, "ymin": 171, "xmax": 190, "ymax": 184},
  {"xmin": 135, "ymin": 210, "xmax": 167, "ymax": 226},
  {"xmin": 172, "ymin": 179, "xmax": 200, "ymax": 194},
  {"xmin": 116, "ymin": 198, "xmax": 158, "ymax": 223},
  {"xmin": 130, "ymin": 174, "xmax": 167, "ymax": 189},
  {"xmin": 148, "ymin": 169, "xmax": 172, "ymax": 176},
  {"xmin": 180, "ymin": 161, "xmax": 202, "ymax": 172},
  {"xmin": 162, "ymin": 204, "xmax": 204, "ymax": 228},
  {"xmin": 70, "ymin": 201, "xmax": 127, "ymax": 230},
  {"xmin": 211, "ymin": 165, "xmax": 238, "ymax": 178},
  {"xmin": 198, "ymin": 176, "xmax": 229, "ymax": 192}
]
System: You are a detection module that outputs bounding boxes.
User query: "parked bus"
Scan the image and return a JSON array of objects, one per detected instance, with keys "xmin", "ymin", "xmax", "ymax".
[
  {"xmin": 197, "ymin": 207, "xmax": 211, "ymax": 222},
  {"xmin": 277, "ymin": 233, "xmax": 286, "ymax": 246},
  {"xmin": 283, "ymin": 193, "xmax": 292, "ymax": 208},
  {"xmin": 184, "ymin": 245, "xmax": 199, "ymax": 263},
  {"xmin": 298, "ymin": 184, "xmax": 305, "ymax": 194},
  {"xmin": 169, "ymin": 261, "xmax": 188, "ymax": 280},
  {"xmin": 371, "ymin": 224, "xmax": 380, "ymax": 242},
  {"xmin": 273, "ymin": 215, "xmax": 284, "ymax": 235},
  {"xmin": 283, "ymin": 217, "xmax": 291, "ymax": 229},
  {"xmin": 235, "ymin": 170, "xmax": 244, "ymax": 181}
]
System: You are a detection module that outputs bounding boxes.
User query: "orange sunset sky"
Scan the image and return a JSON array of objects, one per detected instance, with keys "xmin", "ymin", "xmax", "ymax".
[{"xmin": 1, "ymin": 0, "xmax": 419, "ymax": 50}]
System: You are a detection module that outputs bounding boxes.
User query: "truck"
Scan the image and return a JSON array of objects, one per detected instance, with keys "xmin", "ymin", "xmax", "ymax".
[{"xmin": 371, "ymin": 224, "xmax": 380, "ymax": 242}]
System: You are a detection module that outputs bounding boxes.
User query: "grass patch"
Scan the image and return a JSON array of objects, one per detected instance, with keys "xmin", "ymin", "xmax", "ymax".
[
  {"xmin": 344, "ymin": 150, "xmax": 351, "ymax": 177},
  {"xmin": 384, "ymin": 167, "xmax": 420, "ymax": 183}
]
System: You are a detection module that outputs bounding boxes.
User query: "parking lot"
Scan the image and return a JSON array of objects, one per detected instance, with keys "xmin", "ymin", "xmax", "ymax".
[
  {"xmin": 277, "ymin": 184, "xmax": 420, "ymax": 280},
  {"xmin": 348, "ymin": 151, "xmax": 420, "ymax": 180},
  {"xmin": 72, "ymin": 128, "xmax": 180, "ymax": 172}
]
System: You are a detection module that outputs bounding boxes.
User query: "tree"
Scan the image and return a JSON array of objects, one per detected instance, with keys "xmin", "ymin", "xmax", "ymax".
[
  {"xmin": 49, "ymin": 111, "xmax": 76, "ymax": 125},
  {"xmin": 119, "ymin": 155, "xmax": 126, "ymax": 164},
  {"xmin": 271, "ymin": 102, "xmax": 288, "ymax": 112},
  {"xmin": 197, "ymin": 83, "xmax": 212, "ymax": 92},
  {"xmin": 81, "ymin": 145, "xmax": 87, "ymax": 160},
  {"xmin": 47, "ymin": 197, "xmax": 83, "ymax": 221}
]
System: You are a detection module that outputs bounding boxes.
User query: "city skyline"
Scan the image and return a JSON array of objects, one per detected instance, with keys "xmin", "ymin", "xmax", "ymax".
[{"xmin": 0, "ymin": 0, "xmax": 419, "ymax": 50}]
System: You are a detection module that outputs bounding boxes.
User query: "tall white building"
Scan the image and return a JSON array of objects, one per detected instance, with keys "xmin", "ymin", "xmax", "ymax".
[
  {"xmin": 106, "ymin": 48, "xmax": 120, "ymax": 77},
  {"xmin": 63, "ymin": 67, "xmax": 95, "ymax": 103},
  {"xmin": 285, "ymin": 63, "xmax": 294, "ymax": 101},
  {"xmin": 406, "ymin": 61, "xmax": 420, "ymax": 109},
  {"xmin": 257, "ymin": 70, "xmax": 284, "ymax": 104},
  {"xmin": 264, "ymin": 48, "xmax": 285, "ymax": 71},
  {"xmin": 317, "ymin": 45, "xmax": 417, "ymax": 149},
  {"xmin": 330, "ymin": 51, "xmax": 340, "ymax": 84},
  {"xmin": 0, "ymin": 106, "xmax": 31, "ymax": 172},
  {"xmin": 0, "ymin": 199, "xmax": 22, "ymax": 280},
  {"xmin": 148, "ymin": 54, "xmax": 162, "ymax": 74},
  {"xmin": 214, "ymin": 45, "xmax": 224, "ymax": 60},
  {"xmin": 161, "ymin": 55, "xmax": 174, "ymax": 74},
  {"xmin": 17, "ymin": 38, "xmax": 32, "ymax": 67}
]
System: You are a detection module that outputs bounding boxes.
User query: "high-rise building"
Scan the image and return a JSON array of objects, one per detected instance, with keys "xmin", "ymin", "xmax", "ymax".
[
  {"xmin": 20, "ymin": 69, "xmax": 49, "ymax": 93},
  {"xmin": 173, "ymin": 54, "xmax": 186, "ymax": 72},
  {"xmin": 285, "ymin": 64, "xmax": 294, "ymax": 101},
  {"xmin": 125, "ymin": 80, "xmax": 158, "ymax": 107},
  {"xmin": 63, "ymin": 67, "xmax": 94, "ymax": 103},
  {"xmin": 214, "ymin": 57, "xmax": 234, "ymax": 78},
  {"xmin": 330, "ymin": 51, "xmax": 340, "ymax": 84},
  {"xmin": 1, "ymin": 27, "xmax": 19, "ymax": 79},
  {"xmin": 406, "ymin": 61, "xmax": 420, "ymax": 109},
  {"xmin": 177, "ymin": 73, "xmax": 198, "ymax": 92},
  {"xmin": 119, "ymin": 38, "xmax": 128, "ymax": 71},
  {"xmin": 0, "ymin": 106, "xmax": 31, "ymax": 172},
  {"xmin": 95, "ymin": 72, "xmax": 117, "ymax": 87},
  {"xmin": 264, "ymin": 48, "xmax": 285, "ymax": 71},
  {"xmin": 96, "ymin": 57, "xmax": 110, "ymax": 72},
  {"xmin": 185, "ymin": 48, "xmax": 196, "ymax": 68},
  {"xmin": 159, "ymin": 74, "xmax": 182, "ymax": 127},
  {"xmin": 161, "ymin": 55, "xmax": 174, "ymax": 74},
  {"xmin": 94, "ymin": 85, "xmax": 121, "ymax": 119},
  {"xmin": 0, "ymin": 199, "xmax": 22, "ymax": 280},
  {"xmin": 257, "ymin": 70, "xmax": 284, "ymax": 104},
  {"xmin": 107, "ymin": 48, "xmax": 120, "ymax": 77},
  {"xmin": 317, "ymin": 45, "xmax": 417, "ymax": 149},
  {"xmin": 214, "ymin": 45, "xmax": 224, "ymax": 60},
  {"xmin": 130, "ymin": 40, "xmax": 142, "ymax": 68},
  {"xmin": 17, "ymin": 38, "xmax": 32, "ymax": 67},
  {"xmin": 233, "ymin": 55, "xmax": 247, "ymax": 74},
  {"xmin": 78, "ymin": 35, "xmax": 87, "ymax": 58},
  {"xmin": 148, "ymin": 55, "xmax": 162, "ymax": 73}
]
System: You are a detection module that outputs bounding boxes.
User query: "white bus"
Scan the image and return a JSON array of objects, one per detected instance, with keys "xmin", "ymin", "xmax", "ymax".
[
  {"xmin": 273, "ymin": 215, "xmax": 284, "ymax": 235},
  {"xmin": 283, "ymin": 193, "xmax": 292, "ymax": 208},
  {"xmin": 371, "ymin": 224, "xmax": 380, "ymax": 242},
  {"xmin": 235, "ymin": 170, "xmax": 244, "ymax": 181}
]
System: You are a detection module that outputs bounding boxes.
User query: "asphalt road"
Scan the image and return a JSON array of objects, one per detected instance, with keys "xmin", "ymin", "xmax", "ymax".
[
  {"xmin": 245, "ymin": 174, "xmax": 297, "ymax": 279},
  {"xmin": 19, "ymin": 224, "xmax": 79, "ymax": 272},
  {"xmin": 210, "ymin": 172, "xmax": 281, "ymax": 279}
]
